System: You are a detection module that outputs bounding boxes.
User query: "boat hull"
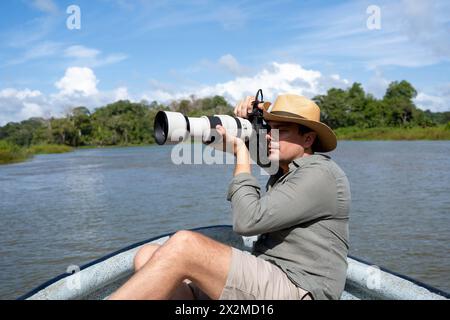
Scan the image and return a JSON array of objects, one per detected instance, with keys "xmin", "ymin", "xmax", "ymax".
[{"xmin": 20, "ymin": 225, "xmax": 448, "ymax": 300}]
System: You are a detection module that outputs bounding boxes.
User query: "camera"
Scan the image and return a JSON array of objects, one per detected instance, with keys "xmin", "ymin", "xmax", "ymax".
[{"xmin": 154, "ymin": 89, "xmax": 270, "ymax": 167}]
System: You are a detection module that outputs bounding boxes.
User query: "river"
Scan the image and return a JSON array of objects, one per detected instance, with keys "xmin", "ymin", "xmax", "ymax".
[{"xmin": 0, "ymin": 141, "xmax": 449, "ymax": 299}]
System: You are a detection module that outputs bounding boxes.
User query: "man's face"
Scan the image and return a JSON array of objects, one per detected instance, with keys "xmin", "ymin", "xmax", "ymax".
[{"xmin": 266, "ymin": 120, "xmax": 315, "ymax": 163}]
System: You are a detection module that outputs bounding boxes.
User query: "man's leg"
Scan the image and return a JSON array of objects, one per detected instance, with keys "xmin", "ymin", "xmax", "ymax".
[
  {"xmin": 133, "ymin": 243, "xmax": 196, "ymax": 300},
  {"xmin": 134, "ymin": 244, "xmax": 160, "ymax": 271},
  {"xmin": 109, "ymin": 230, "xmax": 232, "ymax": 300}
]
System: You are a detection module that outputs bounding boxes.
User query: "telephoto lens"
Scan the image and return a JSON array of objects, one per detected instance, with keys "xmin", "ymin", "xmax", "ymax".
[{"xmin": 154, "ymin": 111, "xmax": 253, "ymax": 149}]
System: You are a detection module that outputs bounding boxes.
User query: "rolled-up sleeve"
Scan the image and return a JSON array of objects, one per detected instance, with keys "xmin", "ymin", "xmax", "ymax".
[{"xmin": 227, "ymin": 167, "xmax": 336, "ymax": 236}]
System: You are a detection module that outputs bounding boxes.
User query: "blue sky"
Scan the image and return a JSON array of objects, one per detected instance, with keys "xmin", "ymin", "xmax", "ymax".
[{"xmin": 0, "ymin": 0, "xmax": 449, "ymax": 125}]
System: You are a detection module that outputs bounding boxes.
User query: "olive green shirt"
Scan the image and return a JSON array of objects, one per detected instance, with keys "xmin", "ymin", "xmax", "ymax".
[{"xmin": 227, "ymin": 154, "xmax": 351, "ymax": 300}]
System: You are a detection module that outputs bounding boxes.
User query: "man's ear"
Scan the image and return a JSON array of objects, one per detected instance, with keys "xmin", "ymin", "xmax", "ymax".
[{"xmin": 304, "ymin": 132, "xmax": 317, "ymax": 149}]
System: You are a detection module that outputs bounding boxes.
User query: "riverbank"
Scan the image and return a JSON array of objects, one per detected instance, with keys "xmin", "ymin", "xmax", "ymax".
[
  {"xmin": 1, "ymin": 125, "xmax": 449, "ymax": 165},
  {"xmin": 0, "ymin": 142, "xmax": 153, "ymax": 165},
  {"xmin": 335, "ymin": 124, "xmax": 450, "ymax": 140},
  {"xmin": 0, "ymin": 142, "xmax": 73, "ymax": 165}
]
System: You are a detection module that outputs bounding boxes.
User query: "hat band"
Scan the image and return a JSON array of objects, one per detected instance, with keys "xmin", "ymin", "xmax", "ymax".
[{"xmin": 269, "ymin": 110, "xmax": 306, "ymax": 119}]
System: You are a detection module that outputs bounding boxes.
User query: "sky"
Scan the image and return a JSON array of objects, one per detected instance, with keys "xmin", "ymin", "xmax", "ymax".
[{"xmin": 0, "ymin": 0, "xmax": 449, "ymax": 125}]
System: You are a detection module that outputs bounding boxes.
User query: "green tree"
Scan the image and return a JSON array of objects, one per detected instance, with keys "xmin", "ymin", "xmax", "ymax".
[
  {"xmin": 50, "ymin": 118, "xmax": 79, "ymax": 146},
  {"xmin": 384, "ymin": 80, "xmax": 417, "ymax": 100},
  {"xmin": 0, "ymin": 118, "xmax": 48, "ymax": 146},
  {"xmin": 313, "ymin": 88, "xmax": 351, "ymax": 128},
  {"xmin": 347, "ymin": 83, "xmax": 366, "ymax": 127},
  {"xmin": 1, "ymin": 88, "xmax": 443, "ymax": 148},
  {"xmin": 177, "ymin": 100, "xmax": 192, "ymax": 114},
  {"xmin": 383, "ymin": 81, "xmax": 418, "ymax": 126}
]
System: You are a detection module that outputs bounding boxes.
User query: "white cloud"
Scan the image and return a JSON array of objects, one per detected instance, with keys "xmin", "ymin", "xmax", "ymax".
[
  {"xmin": 1, "ymin": 63, "xmax": 447, "ymax": 126},
  {"xmin": 137, "ymin": 2, "xmax": 249, "ymax": 33},
  {"xmin": 0, "ymin": 68, "xmax": 131, "ymax": 125},
  {"xmin": 54, "ymin": 67, "xmax": 99, "ymax": 96},
  {"xmin": 64, "ymin": 45, "xmax": 100, "ymax": 59},
  {"xmin": 5, "ymin": 41, "xmax": 62, "ymax": 66},
  {"xmin": 20, "ymin": 102, "xmax": 45, "ymax": 119},
  {"xmin": 215, "ymin": 6, "xmax": 247, "ymax": 30},
  {"xmin": 144, "ymin": 62, "xmax": 349, "ymax": 104},
  {"xmin": 94, "ymin": 53, "xmax": 128, "ymax": 67},
  {"xmin": 177, "ymin": 54, "xmax": 251, "ymax": 78},
  {"xmin": 0, "ymin": 88, "xmax": 42, "ymax": 100},
  {"xmin": 141, "ymin": 61, "xmax": 448, "ymax": 113},
  {"xmin": 63, "ymin": 45, "xmax": 128, "ymax": 68},
  {"xmin": 366, "ymin": 69, "xmax": 390, "ymax": 98},
  {"xmin": 141, "ymin": 90, "xmax": 174, "ymax": 103},
  {"xmin": 278, "ymin": 0, "xmax": 450, "ymax": 69},
  {"xmin": 3, "ymin": 16, "xmax": 57, "ymax": 48},
  {"xmin": 49, "ymin": 68, "xmax": 132, "ymax": 115},
  {"xmin": 3, "ymin": 62, "xmax": 345, "ymax": 126},
  {"xmin": 218, "ymin": 54, "xmax": 248, "ymax": 76},
  {"xmin": 401, "ymin": 0, "xmax": 450, "ymax": 59},
  {"xmin": 30, "ymin": 0, "xmax": 58, "ymax": 14},
  {"xmin": 4, "ymin": 43, "xmax": 127, "ymax": 68},
  {"xmin": 0, "ymin": 89, "xmax": 49, "ymax": 125},
  {"xmin": 415, "ymin": 91, "xmax": 450, "ymax": 112},
  {"xmin": 114, "ymin": 87, "xmax": 129, "ymax": 101}
]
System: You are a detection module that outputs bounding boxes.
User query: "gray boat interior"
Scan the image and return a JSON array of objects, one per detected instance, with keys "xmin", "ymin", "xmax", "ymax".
[{"xmin": 21, "ymin": 225, "xmax": 448, "ymax": 300}]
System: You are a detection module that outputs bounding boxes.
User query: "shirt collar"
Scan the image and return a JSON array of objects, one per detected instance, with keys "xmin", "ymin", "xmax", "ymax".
[{"xmin": 288, "ymin": 154, "xmax": 330, "ymax": 171}]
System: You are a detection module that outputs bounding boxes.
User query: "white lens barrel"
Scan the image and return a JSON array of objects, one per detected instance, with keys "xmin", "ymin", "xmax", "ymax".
[
  {"xmin": 188, "ymin": 117, "xmax": 211, "ymax": 142},
  {"xmin": 166, "ymin": 112, "xmax": 188, "ymax": 143},
  {"xmin": 214, "ymin": 115, "xmax": 253, "ymax": 141},
  {"xmin": 154, "ymin": 111, "xmax": 254, "ymax": 146},
  {"xmin": 153, "ymin": 111, "xmax": 188, "ymax": 145}
]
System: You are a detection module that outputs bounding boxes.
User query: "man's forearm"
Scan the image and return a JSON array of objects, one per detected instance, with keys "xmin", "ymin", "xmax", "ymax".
[{"xmin": 233, "ymin": 143, "xmax": 251, "ymax": 176}]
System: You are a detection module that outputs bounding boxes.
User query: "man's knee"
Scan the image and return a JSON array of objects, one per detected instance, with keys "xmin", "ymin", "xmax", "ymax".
[
  {"xmin": 134, "ymin": 244, "xmax": 160, "ymax": 271},
  {"xmin": 168, "ymin": 230, "xmax": 201, "ymax": 248},
  {"xmin": 151, "ymin": 230, "xmax": 202, "ymax": 262},
  {"xmin": 173, "ymin": 230, "xmax": 198, "ymax": 239}
]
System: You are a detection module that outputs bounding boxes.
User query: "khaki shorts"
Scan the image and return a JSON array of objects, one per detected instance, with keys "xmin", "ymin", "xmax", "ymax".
[{"xmin": 188, "ymin": 247, "xmax": 312, "ymax": 300}]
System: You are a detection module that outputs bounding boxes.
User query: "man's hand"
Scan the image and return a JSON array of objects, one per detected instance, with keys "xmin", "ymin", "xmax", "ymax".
[
  {"xmin": 215, "ymin": 125, "xmax": 246, "ymax": 156},
  {"xmin": 233, "ymin": 96, "xmax": 268, "ymax": 118}
]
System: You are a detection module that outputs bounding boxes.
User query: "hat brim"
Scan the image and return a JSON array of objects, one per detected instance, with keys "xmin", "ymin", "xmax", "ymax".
[{"xmin": 263, "ymin": 110, "xmax": 337, "ymax": 152}]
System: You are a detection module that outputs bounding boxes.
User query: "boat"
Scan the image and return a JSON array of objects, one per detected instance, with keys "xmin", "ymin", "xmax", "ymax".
[{"xmin": 19, "ymin": 225, "xmax": 449, "ymax": 300}]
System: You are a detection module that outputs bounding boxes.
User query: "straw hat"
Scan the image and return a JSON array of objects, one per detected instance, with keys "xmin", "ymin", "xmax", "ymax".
[{"xmin": 263, "ymin": 94, "xmax": 337, "ymax": 152}]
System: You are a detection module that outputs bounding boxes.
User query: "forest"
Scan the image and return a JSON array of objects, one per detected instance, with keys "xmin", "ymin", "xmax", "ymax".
[{"xmin": 1, "ymin": 80, "xmax": 449, "ymax": 164}]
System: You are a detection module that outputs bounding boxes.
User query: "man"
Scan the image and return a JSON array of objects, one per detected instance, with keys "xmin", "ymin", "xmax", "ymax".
[{"xmin": 109, "ymin": 94, "xmax": 351, "ymax": 300}]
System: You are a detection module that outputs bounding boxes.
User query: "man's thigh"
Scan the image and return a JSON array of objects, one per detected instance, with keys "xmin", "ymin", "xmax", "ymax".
[{"xmin": 188, "ymin": 247, "xmax": 311, "ymax": 300}]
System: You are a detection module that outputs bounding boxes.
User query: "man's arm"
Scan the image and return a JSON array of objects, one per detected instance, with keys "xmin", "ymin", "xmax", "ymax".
[
  {"xmin": 215, "ymin": 124, "xmax": 251, "ymax": 176},
  {"xmin": 233, "ymin": 138, "xmax": 251, "ymax": 176},
  {"xmin": 215, "ymin": 124, "xmax": 337, "ymax": 236},
  {"xmin": 227, "ymin": 165, "xmax": 337, "ymax": 236}
]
